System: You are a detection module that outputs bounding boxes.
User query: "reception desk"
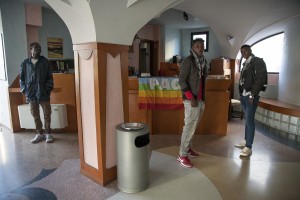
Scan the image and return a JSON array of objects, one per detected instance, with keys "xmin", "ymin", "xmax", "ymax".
[{"xmin": 128, "ymin": 77, "xmax": 231, "ymax": 136}]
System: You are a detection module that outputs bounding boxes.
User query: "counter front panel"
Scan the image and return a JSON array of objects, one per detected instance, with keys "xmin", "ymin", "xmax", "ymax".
[
  {"xmin": 128, "ymin": 77, "xmax": 231, "ymax": 136},
  {"xmin": 138, "ymin": 77, "xmax": 183, "ymax": 110}
]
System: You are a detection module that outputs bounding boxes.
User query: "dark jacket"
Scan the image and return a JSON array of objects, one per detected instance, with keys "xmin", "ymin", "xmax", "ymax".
[
  {"xmin": 19, "ymin": 56, "xmax": 54, "ymax": 103},
  {"xmin": 239, "ymin": 56, "xmax": 267, "ymax": 96},
  {"xmin": 179, "ymin": 55, "xmax": 208, "ymax": 100}
]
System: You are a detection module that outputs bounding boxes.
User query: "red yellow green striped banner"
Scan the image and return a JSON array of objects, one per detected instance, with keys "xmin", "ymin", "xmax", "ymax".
[{"xmin": 138, "ymin": 77, "xmax": 183, "ymax": 109}]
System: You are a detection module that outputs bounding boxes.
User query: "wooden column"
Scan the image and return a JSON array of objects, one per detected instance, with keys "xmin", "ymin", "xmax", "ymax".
[{"xmin": 73, "ymin": 42, "xmax": 129, "ymax": 185}]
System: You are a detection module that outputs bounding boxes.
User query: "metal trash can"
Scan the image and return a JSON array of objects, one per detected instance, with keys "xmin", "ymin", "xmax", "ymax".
[{"xmin": 116, "ymin": 122, "xmax": 150, "ymax": 193}]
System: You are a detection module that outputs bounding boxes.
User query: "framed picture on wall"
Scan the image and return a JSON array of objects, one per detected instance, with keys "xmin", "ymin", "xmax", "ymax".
[
  {"xmin": 0, "ymin": 33, "xmax": 7, "ymax": 81},
  {"xmin": 48, "ymin": 38, "xmax": 63, "ymax": 58}
]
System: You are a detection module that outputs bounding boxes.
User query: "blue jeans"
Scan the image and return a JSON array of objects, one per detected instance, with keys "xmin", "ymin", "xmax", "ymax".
[{"xmin": 240, "ymin": 95, "xmax": 260, "ymax": 149}]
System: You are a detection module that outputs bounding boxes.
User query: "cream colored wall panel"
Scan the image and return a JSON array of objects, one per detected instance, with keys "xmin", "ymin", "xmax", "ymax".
[
  {"xmin": 79, "ymin": 57, "xmax": 98, "ymax": 169},
  {"xmin": 106, "ymin": 54, "xmax": 124, "ymax": 169}
]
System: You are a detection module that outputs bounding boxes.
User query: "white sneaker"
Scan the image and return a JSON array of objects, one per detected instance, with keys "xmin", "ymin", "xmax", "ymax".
[
  {"xmin": 240, "ymin": 147, "xmax": 252, "ymax": 156},
  {"xmin": 46, "ymin": 134, "xmax": 54, "ymax": 143},
  {"xmin": 31, "ymin": 134, "xmax": 45, "ymax": 143},
  {"xmin": 235, "ymin": 140, "xmax": 246, "ymax": 148}
]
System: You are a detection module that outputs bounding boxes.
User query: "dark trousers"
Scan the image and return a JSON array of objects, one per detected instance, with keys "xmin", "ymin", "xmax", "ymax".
[{"xmin": 29, "ymin": 101, "xmax": 52, "ymax": 134}]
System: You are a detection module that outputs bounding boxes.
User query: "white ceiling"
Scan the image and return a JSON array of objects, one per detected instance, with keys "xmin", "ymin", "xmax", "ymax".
[
  {"xmin": 173, "ymin": 0, "xmax": 300, "ymax": 50},
  {"xmin": 149, "ymin": 8, "xmax": 208, "ymax": 29},
  {"xmin": 19, "ymin": 0, "xmax": 300, "ymax": 33},
  {"xmin": 18, "ymin": 0, "xmax": 300, "ymax": 55},
  {"xmin": 20, "ymin": 0, "xmax": 207, "ymax": 29}
]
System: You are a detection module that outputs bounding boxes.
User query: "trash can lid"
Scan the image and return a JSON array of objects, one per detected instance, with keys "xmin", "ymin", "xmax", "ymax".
[{"xmin": 121, "ymin": 123, "xmax": 145, "ymax": 131}]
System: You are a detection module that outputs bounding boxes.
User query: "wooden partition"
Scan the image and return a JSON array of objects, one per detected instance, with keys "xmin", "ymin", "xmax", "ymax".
[
  {"xmin": 8, "ymin": 73, "xmax": 77, "ymax": 133},
  {"xmin": 159, "ymin": 62, "xmax": 179, "ymax": 76}
]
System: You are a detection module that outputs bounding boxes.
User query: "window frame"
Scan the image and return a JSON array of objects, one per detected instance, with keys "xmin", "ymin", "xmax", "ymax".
[
  {"xmin": 191, "ymin": 31, "xmax": 209, "ymax": 52},
  {"xmin": 238, "ymin": 32, "xmax": 284, "ymax": 73}
]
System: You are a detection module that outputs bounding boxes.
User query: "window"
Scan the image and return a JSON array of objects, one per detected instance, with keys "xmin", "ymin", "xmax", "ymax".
[
  {"xmin": 239, "ymin": 32, "xmax": 284, "ymax": 73},
  {"xmin": 191, "ymin": 31, "xmax": 209, "ymax": 52}
]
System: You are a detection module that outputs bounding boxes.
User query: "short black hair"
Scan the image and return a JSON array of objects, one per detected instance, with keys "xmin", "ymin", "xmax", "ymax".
[
  {"xmin": 241, "ymin": 44, "xmax": 251, "ymax": 49},
  {"xmin": 30, "ymin": 42, "xmax": 41, "ymax": 50},
  {"xmin": 192, "ymin": 38, "xmax": 205, "ymax": 45}
]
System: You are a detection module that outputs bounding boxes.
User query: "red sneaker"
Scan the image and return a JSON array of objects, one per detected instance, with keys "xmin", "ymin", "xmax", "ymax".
[
  {"xmin": 187, "ymin": 149, "xmax": 199, "ymax": 158},
  {"xmin": 177, "ymin": 156, "xmax": 193, "ymax": 168}
]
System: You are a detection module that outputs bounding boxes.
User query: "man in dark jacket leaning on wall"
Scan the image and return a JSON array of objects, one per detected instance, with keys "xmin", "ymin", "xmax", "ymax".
[{"xmin": 19, "ymin": 42, "xmax": 54, "ymax": 143}]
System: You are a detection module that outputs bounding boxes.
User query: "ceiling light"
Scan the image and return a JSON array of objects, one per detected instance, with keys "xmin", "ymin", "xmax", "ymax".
[{"xmin": 183, "ymin": 12, "xmax": 189, "ymax": 21}]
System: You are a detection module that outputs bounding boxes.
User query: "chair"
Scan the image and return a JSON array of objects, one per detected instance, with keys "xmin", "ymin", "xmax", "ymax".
[{"xmin": 230, "ymin": 99, "xmax": 243, "ymax": 119}]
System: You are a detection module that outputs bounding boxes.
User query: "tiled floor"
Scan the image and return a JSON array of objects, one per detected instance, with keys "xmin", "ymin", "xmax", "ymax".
[{"xmin": 0, "ymin": 119, "xmax": 300, "ymax": 200}]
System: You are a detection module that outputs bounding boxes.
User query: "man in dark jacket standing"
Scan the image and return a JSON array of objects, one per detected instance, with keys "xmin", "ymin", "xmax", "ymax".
[
  {"xmin": 177, "ymin": 38, "xmax": 209, "ymax": 168},
  {"xmin": 235, "ymin": 44, "xmax": 267, "ymax": 156},
  {"xmin": 20, "ymin": 42, "xmax": 54, "ymax": 143}
]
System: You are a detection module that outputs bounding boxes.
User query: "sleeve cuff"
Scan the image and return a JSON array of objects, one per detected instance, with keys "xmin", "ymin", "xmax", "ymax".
[{"xmin": 184, "ymin": 91, "xmax": 193, "ymax": 100}]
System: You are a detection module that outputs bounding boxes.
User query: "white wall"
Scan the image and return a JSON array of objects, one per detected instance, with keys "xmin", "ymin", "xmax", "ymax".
[
  {"xmin": 39, "ymin": 8, "xmax": 73, "ymax": 60},
  {"xmin": 164, "ymin": 27, "xmax": 181, "ymax": 62},
  {"xmin": 0, "ymin": 1, "xmax": 27, "ymax": 85},
  {"xmin": 0, "ymin": 1, "xmax": 27, "ymax": 129},
  {"xmin": 279, "ymin": 15, "xmax": 300, "ymax": 106},
  {"xmin": 243, "ymin": 14, "xmax": 300, "ymax": 105}
]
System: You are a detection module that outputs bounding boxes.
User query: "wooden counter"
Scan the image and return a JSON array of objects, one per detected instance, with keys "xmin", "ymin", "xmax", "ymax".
[
  {"xmin": 128, "ymin": 77, "xmax": 231, "ymax": 136},
  {"xmin": 195, "ymin": 79, "xmax": 231, "ymax": 135},
  {"xmin": 8, "ymin": 73, "xmax": 77, "ymax": 133}
]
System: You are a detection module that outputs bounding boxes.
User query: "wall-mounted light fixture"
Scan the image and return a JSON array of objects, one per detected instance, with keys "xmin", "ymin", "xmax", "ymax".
[
  {"xmin": 227, "ymin": 36, "xmax": 235, "ymax": 46},
  {"xmin": 134, "ymin": 34, "xmax": 140, "ymax": 42},
  {"xmin": 183, "ymin": 12, "xmax": 189, "ymax": 21}
]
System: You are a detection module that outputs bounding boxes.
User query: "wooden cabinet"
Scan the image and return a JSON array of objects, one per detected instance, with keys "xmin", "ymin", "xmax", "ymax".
[
  {"xmin": 210, "ymin": 59, "xmax": 225, "ymax": 75},
  {"xmin": 210, "ymin": 58, "xmax": 236, "ymax": 99},
  {"xmin": 159, "ymin": 62, "xmax": 179, "ymax": 77}
]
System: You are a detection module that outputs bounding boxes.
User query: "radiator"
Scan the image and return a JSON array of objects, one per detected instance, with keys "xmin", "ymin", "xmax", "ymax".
[{"xmin": 18, "ymin": 104, "xmax": 68, "ymax": 129}]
